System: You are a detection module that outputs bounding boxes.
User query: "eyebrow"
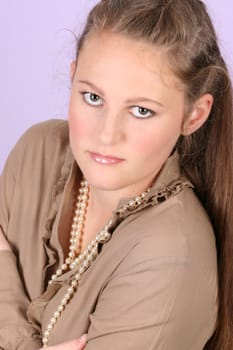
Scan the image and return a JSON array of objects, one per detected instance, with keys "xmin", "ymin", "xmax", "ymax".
[{"xmin": 78, "ymin": 79, "xmax": 165, "ymax": 108}]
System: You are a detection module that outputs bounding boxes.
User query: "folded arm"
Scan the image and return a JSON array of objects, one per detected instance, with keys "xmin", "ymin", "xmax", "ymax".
[
  {"xmin": 0, "ymin": 123, "xmax": 88, "ymax": 350},
  {"xmin": 0, "ymin": 228, "xmax": 42, "ymax": 349},
  {"xmin": 0, "ymin": 142, "xmax": 42, "ymax": 349}
]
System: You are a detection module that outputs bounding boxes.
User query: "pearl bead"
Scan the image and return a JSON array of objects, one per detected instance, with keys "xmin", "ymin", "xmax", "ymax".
[
  {"xmin": 87, "ymin": 244, "xmax": 93, "ymax": 252},
  {"xmin": 58, "ymin": 305, "xmax": 64, "ymax": 312},
  {"xmin": 43, "ymin": 338, "xmax": 48, "ymax": 346},
  {"xmin": 83, "ymin": 260, "xmax": 89, "ymax": 268},
  {"xmin": 69, "ymin": 251, "xmax": 75, "ymax": 258},
  {"xmin": 87, "ymin": 254, "xmax": 93, "ymax": 262},
  {"xmin": 92, "ymin": 240, "xmax": 97, "ymax": 247},
  {"xmin": 73, "ymin": 215, "xmax": 79, "ymax": 222},
  {"xmin": 68, "ymin": 287, "xmax": 74, "ymax": 294},
  {"xmin": 61, "ymin": 298, "xmax": 67, "ymax": 306},
  {"xmin": 70, "ymin": 230, "xmax": 77, "ymax": 237},
  {"xmin": 79, "ymin": 266, "xmax": 85, "ymax": 274},
  {"xmin": 75, "ymin": 273, "xmax": 81, "ymax": 281},
  {"xmin": 44, "ymin": 330, "xmax": 50, "ymax": 337},
  {"xmin": 54, "ymin": 311, "xmax": 60, "ymax": 318},
  {"xmin": 65, "ymin": 257, "xmax": 72, "ymax": 264},
  {"xmin": 69, "ymin": 244, "xmax": 76, "ymax": 251},
  {"xmin": 78, "ymin": 253, "xmax": 84, "ymax": 260},
  {"xmin": 51, "ymin": 317, "xmax": 56, "ymax": 325},
  {"xmin": 62, "ymin": 296, "xmax": 69, "ymax": 304},
  {"xmin": 71, "ymin": 280, "xmax": 78, "ymax": 288},
  {"xmin": 69, "ymin": 237, "xmax": 75, "ymax": 244}
]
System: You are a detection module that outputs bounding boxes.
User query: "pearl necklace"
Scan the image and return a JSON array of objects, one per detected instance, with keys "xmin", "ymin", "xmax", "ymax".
[{"xmin": 42, "ymin": 180, "xmax": 151, "ymax": 347}]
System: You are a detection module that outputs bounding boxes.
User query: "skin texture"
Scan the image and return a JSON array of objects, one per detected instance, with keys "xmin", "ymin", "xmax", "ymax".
[{"xmin": 68, "ymin": 31, "xmax": 213, "ymax": 216}]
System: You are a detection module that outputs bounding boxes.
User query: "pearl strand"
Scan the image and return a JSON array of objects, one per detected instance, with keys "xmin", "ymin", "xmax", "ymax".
[
  {"xmin": 42, "ymin": 181, "xmax": 152, "ymax": 347},
  {"xmin": 42, "ymin": 226, "xmax": 111, "ymax": 347},
  {"xmin": 48, "ymin": 180, "xmax": 89, "ymax": 285}
]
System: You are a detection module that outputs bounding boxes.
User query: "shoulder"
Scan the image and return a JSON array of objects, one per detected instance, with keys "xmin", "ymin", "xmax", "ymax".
[
  {"xmin": 119, "ymin": 187, "xmax": 217, "ymax": 274},
  {"xmin": 18, "ymin": 119, "xmax": 69, "ymax": 149},
  {"xmin": 3, "ymin": 119, "xmax": 70, "ymax": 175}
]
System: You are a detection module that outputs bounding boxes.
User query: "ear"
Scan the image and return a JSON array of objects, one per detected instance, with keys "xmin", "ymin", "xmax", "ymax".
[
  {"xmin": 70, "ymin": 61, "xmax": 77, "ymax": 82},
  {"xmin": 182, "ymin": 94, "xmax": 213, "ymax": 135}
]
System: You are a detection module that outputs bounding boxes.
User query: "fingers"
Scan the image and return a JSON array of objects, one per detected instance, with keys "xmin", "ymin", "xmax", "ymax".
[
  {"xmin": 72, "ymin": 334, "xmax": 87, "ymax": 350},
  {"xmin": 40, "ymin": 334, "xmax": 87, "ymax": 350},
  {"xmin": 0, "ymin": 226, "xmax": 11, "ymax": 251}
]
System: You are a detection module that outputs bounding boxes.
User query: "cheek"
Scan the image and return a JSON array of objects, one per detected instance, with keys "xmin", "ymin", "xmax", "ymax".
[
  {"xmin": 68, "ymin": 107, "xmax": 92, "ymax": 145},
  {"xmin": 130, "ymin": 119, "xmax": 182, "ymax": 157}
]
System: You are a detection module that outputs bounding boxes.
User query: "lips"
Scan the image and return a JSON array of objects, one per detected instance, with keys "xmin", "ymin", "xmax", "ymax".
[{"xmin": 88, "ymin": 151, "xmax": 125, "ymax": 165}]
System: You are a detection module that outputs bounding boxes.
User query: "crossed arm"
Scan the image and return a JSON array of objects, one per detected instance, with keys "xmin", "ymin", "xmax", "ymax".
[{"xmin": 0, "ymin": 227, "xmax": 87, "ymax": 350}]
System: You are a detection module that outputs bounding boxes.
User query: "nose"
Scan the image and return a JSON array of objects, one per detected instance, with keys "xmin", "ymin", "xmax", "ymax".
[{"xmin": 97, "ymin": 110, "xmax": 125, "ymax": 146}]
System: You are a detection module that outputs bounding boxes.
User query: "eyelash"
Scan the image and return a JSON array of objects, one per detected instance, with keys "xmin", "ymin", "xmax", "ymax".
[
  {"xmin": 81, "ymin": 92, "xmax": 103, "ymax": 106},
  {"xmin": 129, "ymin": 106, "xmax": 155, "ymax": 119},
  {"xmin": 80, "ymin": 91, "xmax": 156, "ymax": 119}
]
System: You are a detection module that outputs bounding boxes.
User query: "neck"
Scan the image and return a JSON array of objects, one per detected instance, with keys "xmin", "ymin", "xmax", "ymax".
[
  {"xmin": 88, "ymin": 178, "xmax": 153, "ymax": 219},
  {"xmin": 88, "ymin": 186, "xmax": 121, "ymax": 219}
]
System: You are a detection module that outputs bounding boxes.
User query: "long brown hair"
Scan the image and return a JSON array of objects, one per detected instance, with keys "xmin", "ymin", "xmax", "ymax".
[{"xmin": 75, "ymin": 1, "xmax": 233, "ymax": 348}]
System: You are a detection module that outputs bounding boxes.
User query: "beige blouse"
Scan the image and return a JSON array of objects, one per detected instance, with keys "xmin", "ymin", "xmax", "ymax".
[{"xmin": 0, "ymin": 120, "xmax": 218, "ymax": 349}]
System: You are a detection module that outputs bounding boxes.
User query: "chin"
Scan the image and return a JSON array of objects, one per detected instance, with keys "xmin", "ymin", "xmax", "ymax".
[
  {"xmin": 87, "ymin": 176, "xmax": 124, "ymax": 192},
  {"xmin": 75, "ymin": 152, "xmax": 135, "ymax": 193},
  {"xmin": 82, "ymin": 168, "xmax": 126, "ymax": 192}
]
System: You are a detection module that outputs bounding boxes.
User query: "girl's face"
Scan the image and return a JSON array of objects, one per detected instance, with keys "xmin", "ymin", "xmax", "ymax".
[{"xmin": 68, "ymin": 31, "xmax": 186, "ymax": 196}]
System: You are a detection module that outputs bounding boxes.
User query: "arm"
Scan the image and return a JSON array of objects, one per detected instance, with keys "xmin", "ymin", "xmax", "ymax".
[
  {"xmin": 0, "ymin": 143, "xmax": 42, "ymax": 349},
  {"xmin": 0, "ymin": 120, "xmax": 81, "ymax": 349},
  {"xmin": 0, "ymin": 230, "xmax": 42, "ymax": 349},
  {"xmin": 0, "ymin": 226, "xmax": 87, "ymax": 350}
]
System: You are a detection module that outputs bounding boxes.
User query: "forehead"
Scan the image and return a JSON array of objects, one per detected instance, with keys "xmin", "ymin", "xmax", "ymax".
[{"xmin": 76, "ymin": 31, "xmax": 183, "ymax": 93}]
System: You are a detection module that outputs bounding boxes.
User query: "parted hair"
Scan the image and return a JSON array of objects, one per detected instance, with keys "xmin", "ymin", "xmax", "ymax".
[{"xmin": 76, "ymin": 1, "xmax": 233, "ymax": 348}]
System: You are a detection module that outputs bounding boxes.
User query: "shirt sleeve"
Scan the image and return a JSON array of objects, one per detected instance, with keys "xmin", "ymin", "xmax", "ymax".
[
  {"xmin": 85, "ymin": 238, "xmax": 217, "ymax": 350},
  {"xmin": 0, "ymin": 139, "xmax": 42, "ymax": 349}
]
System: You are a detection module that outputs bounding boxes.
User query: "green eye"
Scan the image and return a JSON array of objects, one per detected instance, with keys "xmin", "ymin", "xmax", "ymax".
[
  {"xmin": 131, "ymin": 106, "xmax": 155, "ymax": 118},
  {"xmin": 82, "ymin": 92, "xmax": 103, "ymax": 106}
]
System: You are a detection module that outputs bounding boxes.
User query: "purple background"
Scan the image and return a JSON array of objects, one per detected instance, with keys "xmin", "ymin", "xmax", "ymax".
[{"xmin": 0, "ymin": 0, "xmax": 232, "ymax": 171}]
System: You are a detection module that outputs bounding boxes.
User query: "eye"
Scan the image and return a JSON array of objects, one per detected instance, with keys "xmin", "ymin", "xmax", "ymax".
[
  {"xmin": 82, "ymin": 92, "xmax": 103, "ymax": 106},
  {"xmin": 130, "ymin": 106, "xmax": 155, "ymax": 119}
]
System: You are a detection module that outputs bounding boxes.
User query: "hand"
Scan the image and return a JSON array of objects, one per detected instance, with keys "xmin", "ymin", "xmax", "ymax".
[
  {"xmin": 0, "ymin": 226, "xmax": 11, "ymax": 251},
  {"xmin": 39, "ymin": 334, "xmax": 87, "ymax": 350}
]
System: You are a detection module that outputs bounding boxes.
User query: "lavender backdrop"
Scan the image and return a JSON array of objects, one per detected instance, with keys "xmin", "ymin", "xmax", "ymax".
[{"xmin": 0, "ymin": 0, "xmax": 232, "ymax": 171}]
